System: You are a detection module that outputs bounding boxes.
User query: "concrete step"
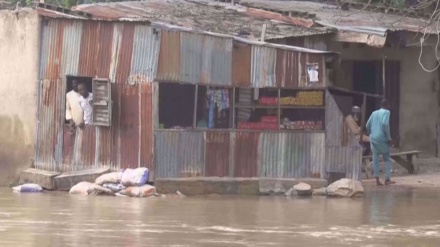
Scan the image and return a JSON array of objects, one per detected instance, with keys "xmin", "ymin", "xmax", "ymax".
[
  {"xmin": 20, "ymin": 168, "xmax": 60, "ymax": 190},
  {"xmin": 54, "ymin": 168, "xmax": 110, "ymax": 191}
]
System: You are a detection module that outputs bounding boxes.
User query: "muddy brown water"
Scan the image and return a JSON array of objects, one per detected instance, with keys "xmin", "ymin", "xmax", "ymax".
[{"xmin": 0, "ymin": 186, "xmax": 440, "ymax": 247}]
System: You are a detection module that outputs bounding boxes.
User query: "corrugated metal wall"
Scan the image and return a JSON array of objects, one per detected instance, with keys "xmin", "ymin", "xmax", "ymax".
[
  {"xmin": 36, "ymin": 19, "xmax": 155, "ymax": 172},
  {"xmin": 325, "ymin": 91, "xmax": 362, "ymax": 179},
  {"xmin": 154, "ymin": 131, "xmax": 331, "ymax": 179}
]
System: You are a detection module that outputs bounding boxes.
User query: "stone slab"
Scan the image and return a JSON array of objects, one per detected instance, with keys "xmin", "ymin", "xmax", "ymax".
[
  {"xmin": 259, "ymin": 178, "xmax": 328, "ymax": 195},
  {"xmin": 54, "ymin": 168, "xmax": 110, "ymax": 191},
  {"xmin": 155, "ymin": 177, "xmax": 260, "ymax": 195},
  {"xmin": 19, "ymin": 168, "xmax": 60, "ymax": 190}
]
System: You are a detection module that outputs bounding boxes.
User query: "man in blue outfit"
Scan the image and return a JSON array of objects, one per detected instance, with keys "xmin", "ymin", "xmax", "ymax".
[{"xmin": 366, "ymin": 99, "xmax": 396, "ymax": 186}]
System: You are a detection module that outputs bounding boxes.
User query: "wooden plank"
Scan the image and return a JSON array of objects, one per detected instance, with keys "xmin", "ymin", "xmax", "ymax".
[
  {"xmin": 363, "ymin": 150, "xmax": 421, "ymax": 159},
  {"xmin": 393, "ymin": 156, "xmax": 414, "ymax": 174}
]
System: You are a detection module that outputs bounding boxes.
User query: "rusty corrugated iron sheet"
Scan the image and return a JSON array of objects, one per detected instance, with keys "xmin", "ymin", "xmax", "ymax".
[
  {"xmin": 200, "ymin": 35, "xmax": 232, "ymax": 86},
  {"xmin": 232, "ymin": 41, "xmax": 251, "ymax": 87},
  {"xmin": 325, "ymin": 146, "xmax": 362, "ymax": 180},
  {"xmin": 233, "ymin": 132, "xmax": 259, "ymax": 177},
  {"xmin": 276, "ymin": 49, "xmax": 299, "ymax": 88},
  {"xmin": 35, "ymin": 79, "xmax": 64, "ymax": 171},
  {"xmin": 179, "ymin": 32, "xmax": 203, "ymax": 84},
  {"xmin": 325, "ymin": 90, "xmax": 343, "ymax": 146},
  {"xmin": 155, "ymin": 131, "xmax": 205, "ymax": 178},
  {"xmin": 129, "ymin": 25, "xmax": 160, "ymax": 84},
  {"xmin": 140, "ymin": 83, "xmax": 154, "ymax": 169},
  {"xmin": 156, "ymin": 30, "xmax": 181, "ymax": 82},
  {"xmin": 114, "ymin": 23, "xmax": 135, "ymax": 84},
  {"xmin": 259, "ymin": 132, "xmax": 325, "ymax": 178},
  {"xmin": 39, "ymin": 20, "xmax": 64, "ymax": 79},
  {"xmin": 118, "ymin": 84, "xmax": 140, "ymax": 169},
  {"xmin": 244, "ymin": 8, "xmax": 314, "ymax": 28},
  {"xmin": 60, "ymin": 20, "xmax": 82, "ymax": 77},
  {"xmin": 73, "ymin": 0, "xmax": 331, "ymax": 40},
  {"xmin": 251, "ymin": 46, "xmax": 276, "ymax": 88},
  {"xmin": 205, "ymin": 131, "xmax": 230, "ymax": 177}
]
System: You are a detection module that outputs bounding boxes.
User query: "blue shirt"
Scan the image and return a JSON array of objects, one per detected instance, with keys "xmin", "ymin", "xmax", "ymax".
[{"xmin": 366, "ymin": 108, "xmax": 391, "ymax": 144}]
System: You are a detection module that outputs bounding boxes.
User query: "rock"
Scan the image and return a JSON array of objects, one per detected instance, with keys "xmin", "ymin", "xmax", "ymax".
[
  {"xmin": 312, "ymin": 187, "xmax": 327, "ymax": 196},
  {"xmin": 326, "ymin": 178, "xmax": 364, "ymax": 197},
  {"xmin": 293, "ymin": 182, "xmax": 312, "ymax": 196}
]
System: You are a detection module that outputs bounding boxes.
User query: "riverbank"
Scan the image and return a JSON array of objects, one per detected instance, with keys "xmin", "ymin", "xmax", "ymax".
[{"xmin": 362, "ymin": 158, "xmax": 440, "ymax": 190}]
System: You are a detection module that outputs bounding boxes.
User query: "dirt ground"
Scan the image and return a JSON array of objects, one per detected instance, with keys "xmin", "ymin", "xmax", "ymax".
[{"xmin": 362, "ymin": 158, "xmax": 440, "ymax": 189}]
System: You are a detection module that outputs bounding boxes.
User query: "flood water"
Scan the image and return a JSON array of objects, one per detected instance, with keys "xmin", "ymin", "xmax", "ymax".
[{"xmin": 1, "ymin": 187, "xmax": 440, "ymax": 247}]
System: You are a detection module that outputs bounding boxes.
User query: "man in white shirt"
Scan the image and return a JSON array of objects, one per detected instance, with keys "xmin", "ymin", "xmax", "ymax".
[
  {"xmin": 78, "ymin": 83, "xmax": 93, "ymax": 128},
  {"xmin": 66, "ymin": 79, "xmax": 83, "ymax": 134}
]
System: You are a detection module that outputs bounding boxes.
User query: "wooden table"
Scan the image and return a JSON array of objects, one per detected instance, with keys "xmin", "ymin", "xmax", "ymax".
[{"xmin": 362, "ymin": 150, "xmax": 421, "ymax": 178}]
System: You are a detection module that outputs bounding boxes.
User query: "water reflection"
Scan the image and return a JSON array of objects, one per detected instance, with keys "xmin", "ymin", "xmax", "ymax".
[{"xmin": 0, "ymin": 188, "xmax": 440, "ymax": 246}]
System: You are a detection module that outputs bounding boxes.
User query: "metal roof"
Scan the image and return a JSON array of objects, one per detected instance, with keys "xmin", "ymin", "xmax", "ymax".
[
  {"xmin": 241, "ymin": 0, "xmax": 436, "ymax": 34},
  {"xmin": 72, "ymin": 0, "xmax": 332, "ymax": 40}
]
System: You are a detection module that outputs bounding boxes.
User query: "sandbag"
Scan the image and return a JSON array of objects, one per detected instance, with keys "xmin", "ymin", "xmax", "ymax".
[
  {"xmin": 120, "ymin": 168, "xmax": 149, "ymax": 187},
  {"xmin": 12, "ymin": 183, "xmax": 43, "ymax": 193},
  {"xmin": 103, "ymin": 183, "xmax": 125, "ymax": 192},
  {"xmin": 120, "ymin": 184, "xmax": 156, "ymax": 198},
  {"xmin": 69, "ymin": 182, "xmax": 114, "ymax": 196},
  {"xmin": 69, "ymin": 182, "xmax": 91, "ymax": 195},
  {"xmin": 95, "ymin": 172, "xmax": 123, "ymax": 185}
]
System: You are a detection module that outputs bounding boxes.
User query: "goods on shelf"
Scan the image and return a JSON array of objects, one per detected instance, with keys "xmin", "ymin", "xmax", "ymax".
[
  {"xmin": 238, "ymin": 121, "xmax": 278, "ymax": 130},
  {"xmin": 257, "ymin": 91, "xmax": 324, "ymax": 107},
  {"xmin": 280, "ymin": 91, "xmax": 323, "ymax": 106},
  {"xmin": 258, "ymin": 97, "xmax": 277, "ymax": 105},
  {"xmin": 280, "ymin": 120, "xmax": 323, "ymax": 130},
  {"xmin": 261, "ymin": 116, "xmax": 278, "ymax": 123}
]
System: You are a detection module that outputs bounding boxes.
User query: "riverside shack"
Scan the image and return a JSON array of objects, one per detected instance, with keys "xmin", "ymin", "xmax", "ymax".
[{"xmin": 31, "ymin": 1, "xmax": 363, "ymax": 181}]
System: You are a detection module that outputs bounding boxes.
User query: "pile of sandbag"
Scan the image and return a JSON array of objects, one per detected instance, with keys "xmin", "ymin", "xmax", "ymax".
[
  {"xmin": 12, "ymin": 183, "xmax": 43, "ymax": 193},
  {"xmin": 69, "ymin": 167, "xmax": 157, "ymax": 197}
]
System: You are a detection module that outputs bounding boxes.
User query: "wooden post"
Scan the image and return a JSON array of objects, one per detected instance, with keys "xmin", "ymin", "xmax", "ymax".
[
  {"xmin": 193, "ymin": 85, "xmax": 198, "ymax": 129},
  {"xmin": 232, "ymin": 87, "xmax": 236, "ymax": 129},
  {"xmin": 277, "ymin": 88, "xmax": 281, "ymax": 130},
  {"xmin": 382, "ymin": 56, "xmax": 386, "ymax": 96},
  {"xmin": 359, "ymin": 93, "xmax": 367, "ymax": 142}
]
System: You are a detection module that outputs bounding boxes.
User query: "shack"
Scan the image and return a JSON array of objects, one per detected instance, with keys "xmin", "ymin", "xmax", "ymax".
[{"xmin": 32, "ymin": 7, "xmax": 363, "ymax": 182}]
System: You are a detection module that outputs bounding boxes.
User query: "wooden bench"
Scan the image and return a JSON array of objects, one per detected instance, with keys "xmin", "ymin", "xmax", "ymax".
[{"xmin": 362, "ymin": 150, "xmax": 421, "ymax": 178}]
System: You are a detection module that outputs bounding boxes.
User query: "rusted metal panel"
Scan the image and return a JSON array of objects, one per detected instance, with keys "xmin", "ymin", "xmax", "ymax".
[
  {"xmin": 179, "ymin": 32, "xmax": 203, "ymax": 84},
  {"xmin": 119, "ymin": 84, "xmax": 140, "ymax": 169},
  {"xmin": 325, "ymin": 90, "xmax": 344, "ymax": 146},
  {"xmin": 140, "ymin": 83, "xmax": 154, "ymax": 169},
  {"xmin": 78, "ymin": 21, "xmax": 114, "ymax": 77},
  {"xmin": 325, "ymin": 146, "xmax": 362, "ymax": 180},
  {"xmin": 276, "ymin": 49, "xmax": 299, "ymax": 88},
  {"xmin": 129, "ymin": 25, "xmax": 160, "ymax": 84},
  {"xmin": 232, "ymin": 41, "xmax": 251, "ymax": 87},
  {"xmin": 114, "ymin": 23, "xmax": 135, "ymax": 84},
  {"xmin": 35, "ymin": 79, "xmax": 65, "ymax": 171},
  {"xmin": 156, "ymin": 30, "xmax": 180, "ymax": 82},
  {"xmin": 234, "ymin": 132, "xmax": 259, "ymax": 177},
  {"xmin": 155, "ymin": 131, "xmax": 205, "ymax": 178},
  {"xmin": 200, "ymin": 36, "xmax": 232, "ymax": 86},
  {"xmin": 205, "ymin": 131, "xmax": 230, "ymax": 177},
  {"xmin": 73, "ymin": 126, "xmax": 96, "ymax": 170},
  {"xmin": 298, "ymin": 52, "xmax": 307, "ymax": 87},
  {"xmin": 40, "ymin": 20, "xmax": 64, "ymax": 79},
  {"xmin": 62, "ymin": 125, "xmax": 75, "ymax": 171},
  {"xmin": 251, "ymin": 46, "xmax": 276, "ymax": 88},
  {"xmin": 259, "ymin": 132, "xmax": 325, "ymax": 178},
  {"xmin": 61, "ymin": 20, "xmax": 82, "ymax": 77}
]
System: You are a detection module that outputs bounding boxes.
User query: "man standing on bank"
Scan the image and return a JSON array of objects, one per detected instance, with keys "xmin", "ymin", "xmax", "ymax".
[{"xmin": 366, "ymin": 99, "xmax": 396, "ymax": 186}]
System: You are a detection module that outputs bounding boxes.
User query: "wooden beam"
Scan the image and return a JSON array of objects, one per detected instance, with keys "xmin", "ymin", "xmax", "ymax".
[{"xmin": 359, "ymin": 93, "xmax": 367, "ymax": 143}]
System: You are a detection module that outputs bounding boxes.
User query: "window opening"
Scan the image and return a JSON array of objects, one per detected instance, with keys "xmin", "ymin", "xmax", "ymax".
[{"xmin": 158, "ymin": 83, "xmax": 195, "ymax": 129}]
